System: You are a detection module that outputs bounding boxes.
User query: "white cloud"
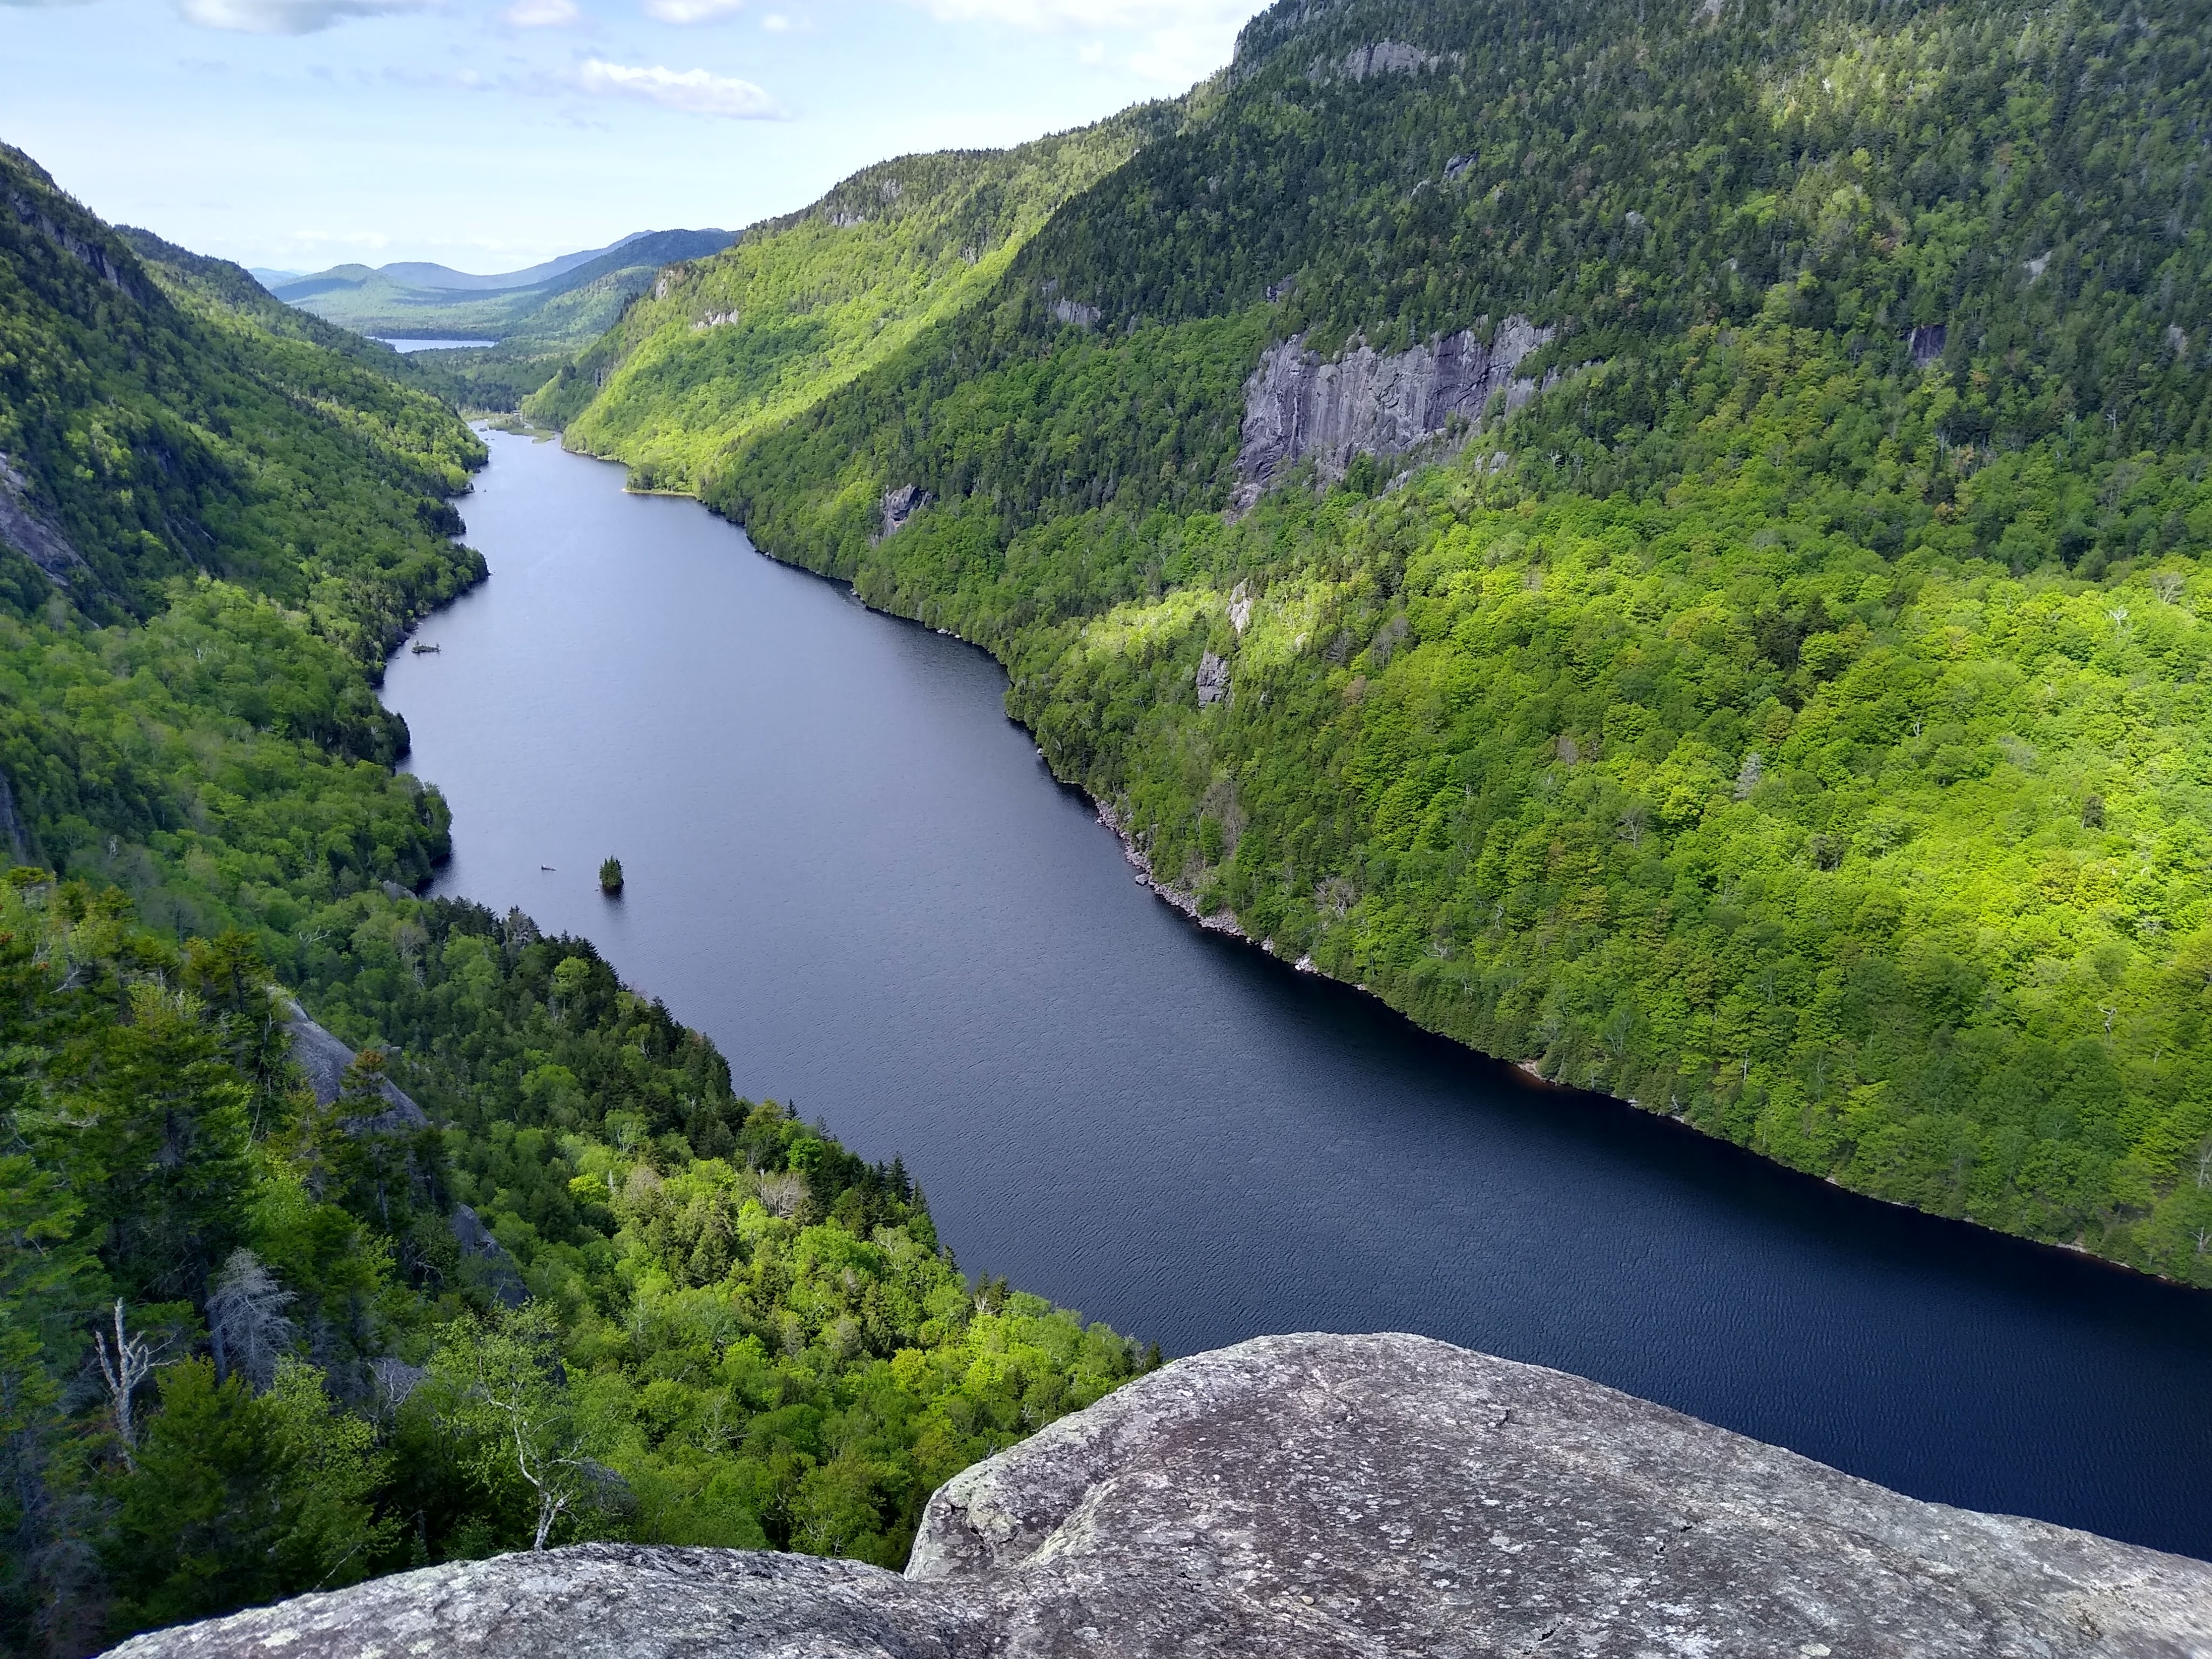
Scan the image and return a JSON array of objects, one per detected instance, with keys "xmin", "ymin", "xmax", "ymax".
[
  {"xmin": 178, "ymin": 0, "xmax": 428, "ymax": 29},
  {"xmin": 286, "ymin": 229, "xmax": 396, "ymax": 256},
  {"xmin": 1127, "ymin": 19, "xmax": 1237, "ymax": 84},
  {"xmin": 760, "ymin": 9, "xmax": 788, "ymax": 26},
  {"xmin": 506, "ymin": 0, "xmax": 579, "ymax": 23},
  {"xmin": 892, "ymin": 0, "xmax": 1258, "ymax": 86},
  {"xmin": 904, "ymin": 0, "xmax": 1246, "ymax": 30},
  {"xmin": 640, "ymin": 0, "xmax": 740, "ymax": 19},
  {"xmin": 574, "ymin": 58, "xmax": 782, "ymax": 116}
]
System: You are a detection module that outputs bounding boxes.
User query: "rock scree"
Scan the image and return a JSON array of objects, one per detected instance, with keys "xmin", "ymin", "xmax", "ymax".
[{"xmin": 104, "ymin": 1332, "xmax": 2212, "ymax": 1657}]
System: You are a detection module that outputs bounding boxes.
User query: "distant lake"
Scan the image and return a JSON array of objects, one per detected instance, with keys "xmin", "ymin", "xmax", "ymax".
[
  {"xmin": 383, "ymin": 428, "xmax": 2212, "ymax": 1562},
  {"xmin": 376, "ymin": 338, "xmax": 497, "ymax": 353}
]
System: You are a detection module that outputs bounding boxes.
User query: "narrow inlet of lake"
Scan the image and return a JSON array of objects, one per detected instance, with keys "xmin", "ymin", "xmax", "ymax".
[{"xmin": 383, "ymin": 427, "xmax": 2212, "ymax": 1560}]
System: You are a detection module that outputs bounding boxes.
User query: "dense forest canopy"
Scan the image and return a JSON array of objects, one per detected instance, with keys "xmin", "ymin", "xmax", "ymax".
[
  {"xmin": 550, "ymin": 0, "xmax": 2212, "ymax": 1283},
  {"xmin": 0, "ymin": 144, "xmax": 1142, "ymax": 1655}
]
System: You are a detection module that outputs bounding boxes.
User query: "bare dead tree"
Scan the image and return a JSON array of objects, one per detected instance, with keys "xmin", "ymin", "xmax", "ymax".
[
  {"xmin": 206, "ymin": 1250, "xmax": 296, "ymax": 1392},
  {"xmin": 91, "ymin": 1302, "xmax": 166, "ymax": 1468}
]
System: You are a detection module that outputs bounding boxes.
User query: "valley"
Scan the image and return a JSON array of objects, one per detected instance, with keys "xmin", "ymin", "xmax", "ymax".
[{"xmin": 4, "ymin": 0, "xmax": 2212, "ymax": 1647}]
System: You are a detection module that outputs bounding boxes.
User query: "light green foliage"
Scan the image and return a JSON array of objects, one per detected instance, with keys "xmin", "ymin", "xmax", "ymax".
[
  {"xmin": 425, "ymin": 1304, "xmax": 607, "ymax": 1550},
  {"xmin": 574, "ymin": 0, "xmax": 2212, "ymax": 1277},
  {"xmin": 304, "ymin": 896, "xmax": 1147, "ymax": 1568},
  {"xmin": 0, "ymin": 580, "xmax": 454, "ymax": 940},
  {"xmin": 1011, "ymin": 369, "xmax": 2212, "ymax": 1276},
  {"xmin": 0, "ymin": 835, "xmax": 1145, "ymax": 1647},
  {"xmin": 529, "ymin": 107, "xmax": 1183, "ymax": 488}
]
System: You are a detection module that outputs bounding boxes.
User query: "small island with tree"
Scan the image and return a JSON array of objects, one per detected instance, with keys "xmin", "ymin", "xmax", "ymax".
[{"xmin": 598, "ymin": 856, "xmax": 623, "ymax": 895}]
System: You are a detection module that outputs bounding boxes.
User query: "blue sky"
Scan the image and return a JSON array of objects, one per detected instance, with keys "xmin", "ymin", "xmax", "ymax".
[{"xmin": 4, "ymin": 0, "xmax": 1267, "ymax": 274}]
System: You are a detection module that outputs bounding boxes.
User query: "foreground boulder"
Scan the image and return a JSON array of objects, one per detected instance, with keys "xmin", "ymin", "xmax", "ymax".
[{"xmin": 109, "ymin": 1332, "xmax": 2212, "ymax": 1657}]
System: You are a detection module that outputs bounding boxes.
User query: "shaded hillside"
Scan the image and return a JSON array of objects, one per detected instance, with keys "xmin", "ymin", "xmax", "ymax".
[
  {"xmin": 0, "ymin": 146, "xmax": 1142, "ymax": 1655},
  {"xmin": 0, "ymin": 148, "xmax": 482, "ymax": 655},
  {"xmin": 566, "ymin": 0, "xmax": 2212, "ymax": 1282}
]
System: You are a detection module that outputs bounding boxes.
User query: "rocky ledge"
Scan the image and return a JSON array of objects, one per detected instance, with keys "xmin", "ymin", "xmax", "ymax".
[{"xmin": 107, "ymin": 1332, "xmax": 2212, "ymax": 1658}]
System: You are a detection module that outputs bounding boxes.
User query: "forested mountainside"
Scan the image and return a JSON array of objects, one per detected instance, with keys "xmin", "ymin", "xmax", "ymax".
[
  {"xmin": 269, "ymin": 230, "xmax": 739, "ymax": 416},
  {"xmin": 269, "ymin": 230, "xmax": 733, "ymax": 342},
  {"xmin": 0, "ymin": 146, "xmax": 1141, "ymax": 1655},
  {"xmin": 554, "ymin": 0, "xmax": 2212, "ymax": 1282},
  {"xmin": 522, "ymin": 103, "xmax": 1189, "ymax": 488}
]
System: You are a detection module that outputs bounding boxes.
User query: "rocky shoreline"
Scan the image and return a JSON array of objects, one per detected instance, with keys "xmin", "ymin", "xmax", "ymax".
[{"xmin": 1092, "ymin": 797, "xmax": 1249, "ymax": 940}]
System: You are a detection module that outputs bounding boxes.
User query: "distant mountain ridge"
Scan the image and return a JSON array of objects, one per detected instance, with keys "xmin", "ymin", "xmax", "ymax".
[
  {"xmin": 261, "ymin": 226, "xmax": 738, "ymax": 412},
  {"xmin": 265, "ymin": 231, "xmax": 664, "ymax": 301},
  {"xmin": 266, "ymin": 227, "xmax": 734, "ymax": 343}
]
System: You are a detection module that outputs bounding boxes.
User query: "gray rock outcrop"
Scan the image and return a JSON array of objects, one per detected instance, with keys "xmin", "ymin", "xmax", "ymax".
[
  {"xmin": 1235, "ymin": 318, "xmax": 1553, "ymax": 504},
  {"xmin": 285, "ymin": 1001, "xmax": 527, "ymax": 1300},
  {"xmin": 880, "ymin": 482, "xmax": 931, "ymax": 540},
  {"xmin": 1316, "ymin": 41, "xmax": 1453, "ymax": 81},
  {"xmin": 0, "ymin": 452, "xmax": 87, "ymax": 585},
  {"xmin": 104, "ymin": 1332, "xmax": 2212, "ymax": 1658},
  {"xmin": 1196, "ymin": 649, "xmax": 1230, "ymax": 706},
  {"xmin": 450, "ymin": 1201, "xmax": 529, "ymax": 1307},
  {"xmin": 282, "ymin": 999, "xmax": 428, "ymax": 1132},
  {"xmin": 6, "ymin": 188, "xmax": 147, "ymax": 302}
]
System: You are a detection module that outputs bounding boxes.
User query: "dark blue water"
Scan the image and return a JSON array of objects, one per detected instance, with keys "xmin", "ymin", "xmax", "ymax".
[{"xmin": 383, "ymin": 428, "xmax": 2212, "ymax": 1561}]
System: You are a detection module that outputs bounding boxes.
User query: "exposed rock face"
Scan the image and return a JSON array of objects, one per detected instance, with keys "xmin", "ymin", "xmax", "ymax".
[
  {"xmin": 285, "ymin": 1002, "xmax": 526, "ymax": 1301},
  {"xmin": 449, "ymin": 1201, "xmax": 530, "ymax": 1306},
  {"xmin": 6, "ymin": 188, "xmax": 147, "ymax": 302},
  {"xmin": 1196, "ymin": 649, "xmax": 1230, "ymax": 706},
  {"xmin": 105, "ymin": 1332, "xmax": 2212, "ymax": 1658},
  {"xmin": 1039, "ymin": 280, "xmax": 1103, "ymax": 330},
  {"xmin": 283, "ymin": 999, "xmax": 429, "ymax": 1131},
  {"xmin": 0, "ymin": 451, "xmax": 87, "ymax": 584},
  {"xmin": 1228, "ymin": 581, "xmax": 1253, "ymax": 635},
  {"xmin": 1235, "ymin": 318, "xmax": 1553, "ymax": 505},
  {"xmin": 1317, "ymin": 41, "xmax": 1452, "ymax": 80},
  {"xmin": 880, "ymin": 482, "xmax": 932, "ymax": 540}
]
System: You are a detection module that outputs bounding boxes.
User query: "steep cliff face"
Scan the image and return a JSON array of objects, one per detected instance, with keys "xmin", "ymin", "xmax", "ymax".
[
  {"xmin": 106, "ymin": 1333, "xmax": 2212, "ymax": 1658},
  {"xmin": 1233, "ymin": 318, "xmax": 1553, "ymax": 502}
]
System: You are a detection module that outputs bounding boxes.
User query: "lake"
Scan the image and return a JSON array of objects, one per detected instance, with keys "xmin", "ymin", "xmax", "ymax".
[
  {"xmin": 382, "ymin": 427, "xmax": 2212, "ymax": 1561},
  {"xmin": 376, "ymin": 338, "xmax": 498, "ymax": 353}
]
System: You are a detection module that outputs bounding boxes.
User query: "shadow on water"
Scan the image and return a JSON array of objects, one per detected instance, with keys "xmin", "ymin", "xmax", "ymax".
[{"xmin": 386, "ymin": 429, "xmax": 2212, "ymax": 1561}]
